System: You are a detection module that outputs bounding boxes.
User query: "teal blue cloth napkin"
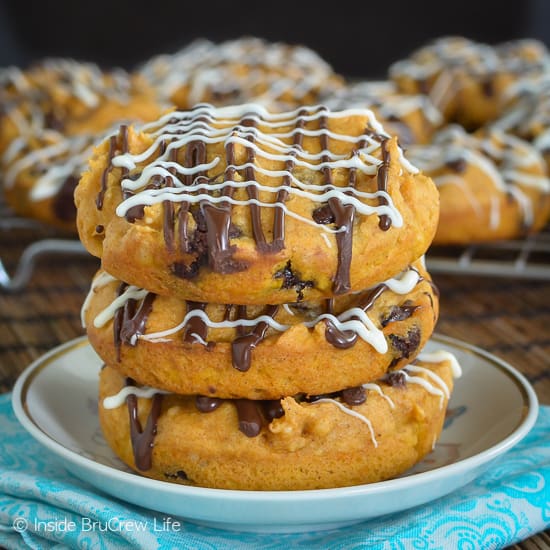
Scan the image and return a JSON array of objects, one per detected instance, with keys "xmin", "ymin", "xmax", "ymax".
[{"xmin": 0, "ymin": 393, "xmax": 548, "ymax": 550}]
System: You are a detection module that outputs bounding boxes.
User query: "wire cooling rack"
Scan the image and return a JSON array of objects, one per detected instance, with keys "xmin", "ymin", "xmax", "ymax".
[
  {"xmin": 0, "ymin": 199, "xmax": 88, "ymax": 292},
  {"xmin": 426, "ymin": 226, "xmax": 550, "ymax": 280}
]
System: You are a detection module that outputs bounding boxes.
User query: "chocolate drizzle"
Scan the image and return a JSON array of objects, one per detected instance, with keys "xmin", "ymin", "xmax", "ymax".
[
  {"xmin": 322, "ymin": 274, "xmax": 410, "ymax": 350},
  {"xmin": 121, "ymin": 377, "xmax": 394, "ymax": 451},
  {"xmin": 376, "ymin": 138, "xmax": 392, "ymax": 231},
  {"xmin": 113, "ymin": 283, "xmax": 156, "ymax": 361},
  {"xmin": 197, "ymin": 140, "xmax": 246, "ymax": 274},
  {"xmin": 96, "ymin": 125, "xmax": 128, "ymax": 210},
  {"xmin": 162, "ymin": 146, "xmax": 177, "ymax": 253},
  {"xmin": 180, "ymin": 140, "xmax": 207, "ymax": 253},
  {"xmin": 271, "ymin": 109, "xmax": 307, "ymax": 251},
  {"xmin": 108, "ymin": 266, "xmax": 424, "ymax": 372},
  {"xmin": 235, "ymin": 399, "xmax": 264, "ymax": 436},
  {"xmin": 183, "ymin": 301, "xmax": 208, "ymax": 344},
  {"xmin": 193, "ymin": 394, "xmax": 283, "ymax": 438},
  {"xmin": 322, "ymin": 295, "xmax": 356, "ymax": 347},
  {"xmin": 106, "ymin": 107, "xmax": 402, "ymax": 288},
  {"xmin": 126, "ymin": 380, "xmax": 163, "ymax": 471},
  {"xmin": 381, "ymin": 302, "xmax": 420, "ymax": 327},
  {"xmin": 232, "ymin": 305, "xmax": 279, "ymax": 371},
  {"xmin": 243, "ymin": 119, "xmax": 268, "ymax": 251},
  {"xmin": 96, "ymin": 135, "xmax": 117, "ymax": 209},
  {"xmin": 319, "ymin": 112, "xmax": 356, "ymax": 295}
]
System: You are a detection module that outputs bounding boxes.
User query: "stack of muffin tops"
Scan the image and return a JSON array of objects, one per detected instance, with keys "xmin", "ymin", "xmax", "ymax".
[{"xmin": 77, "ymin": 103, "xmax": 462, "ymax": 490}]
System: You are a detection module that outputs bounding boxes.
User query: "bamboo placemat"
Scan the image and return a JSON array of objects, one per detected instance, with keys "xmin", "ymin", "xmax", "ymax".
[{"xmin": 0, "ymin": 218, "xmax": 549, "ymax": 549}]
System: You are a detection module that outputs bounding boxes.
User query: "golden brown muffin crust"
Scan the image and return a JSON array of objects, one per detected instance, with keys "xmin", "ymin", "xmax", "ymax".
[
  {"xmin": 98, "ymin": 357, "xmax": 455, "ymax": 490},
  {"xmin": 75, "ymin": 105, "xmax": 439, "ymax": 304},
  {"xmin": 84, "ymin": 260, "xmax": 438, "ymax": 399}
]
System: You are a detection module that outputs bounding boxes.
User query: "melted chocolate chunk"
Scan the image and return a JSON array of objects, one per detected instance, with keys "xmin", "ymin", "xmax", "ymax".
[
  {"xmin": 95, "ymin": 224, "xmax": 104, "ymax": 234},
  {"xmin": 211, "ymin": 87, "xmax": 241, "ymax": 102},
  {"xmin": 305, "ymin": 386, "xmax": 367, "ymax": 406},
  {"xmin": 389, "ymin": 326, "xmax": 421, "ymax": 359},
  {"xmin": 172, "ymin": 207, "xmax": 245, "ymax": 279},
  {"xmin": 446, "ymin": 158, "xmax": 467, "ymax": 173},
  {"xmin": 52, "ymin": 175, "xmax": 78, "ymax": 221},
  {"xmin": 195, "ymin": 395, "xmax": 223, "ymax": 412},
  {"xmin": 235, "ymin": 400, "xmax": 263, "ymax": 437},
  {"xmin": 165, "ymin": 470, "xmax": 189, "ymax": 481},
  {"xmin": 44, "ymin": 109, "xmax": 65, "ymax": 132},
  {"xmin": 202, "ymin": 203, "xmax": 248, "ymax": 273},
  {"xmin": 262, "ymin": 400, "xmax": 284, "ymax": 421},
  {"xmin": 384, "ymin": 370, "xmax": 407, "ymax": 388},
  {"xmin": 125, "ymin": 204, "xmax": 145, "ymax": 223},
  {"xmin": 274, "ymin": 261, "xmax": 314, "ymax": 301},
  {"xmin": 171, "ymin": 259, "xmax": 202, "ymax": 280},
  {"xmin": 341, "ymin": 386, "xmax": 366, "ymax": 406},
  {"xmin": 381, "ymin": 302, "xmax": 419, "ymax": 327},
  {"xmin": 324, "ymin": 319, "xmax": 358, "ymax": 349},
  {"xmin": 312, "ymin": 204, "xmax": 335, "ymax": 225}
]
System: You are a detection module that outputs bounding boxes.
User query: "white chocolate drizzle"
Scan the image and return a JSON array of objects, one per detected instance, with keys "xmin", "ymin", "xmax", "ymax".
[
  {"xmin": 102, "ymin": 385, "xmax": 170, "ymax": 410},
  {"xmin": 33, "ymin": 58, "xmax": 132, "ymax": 107},
  {"xmin": 110, "ymin": 103, "xmax": 418, "ymax": 237},
  {"xmin": 310, "ymin": 398, "xmax": 378, "ymax": 448},
  {"xmin": 81, "ymin": 271, "xmax": 118, "ymax": 328},
  {"xmin": 138, "ymin": 37, "xmax": 341, "ymax": 108},
  {"xmin": 322, "ymin": 80, "xmax": 443, "ymax": 128},
  {"xmin": 93, "ymin": 286, "xmax": 149, "ymax": 328},
  {"xmin": 100, "ymin": 355, "xmax": 457, "ymax": 447},
  {"xmin": 407, "ymin": 125, "xmax": 550, "ymax": 230},
  {"xmin": 400, "ymin": 368, "xmax": 446, "ymax": 409},
  {"xmin": 390, "ymin": 36, "xmax": 548, "ymax": 82},
  {"xmin": 129, "ymin": 266, "xmax": 420, "ymax": 353},
  {"xmin": 417, "ymin": 350, "xmax": 463, "ymax": 378},
  {"xmin": 362, "ymin": 383, "xmax": 395, "ymax": 409},
  {"xmin": 494, "ymin": 73, "xmax": 550, "ymax": 155}
]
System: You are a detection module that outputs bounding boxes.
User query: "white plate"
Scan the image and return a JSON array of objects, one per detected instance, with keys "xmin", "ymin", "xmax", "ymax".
[{"xmin": 12, "ymin": 334, "xmax": 538, "ymax": 533}]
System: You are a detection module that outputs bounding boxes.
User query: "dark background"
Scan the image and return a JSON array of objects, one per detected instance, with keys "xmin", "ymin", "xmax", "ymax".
[{"xmin": 1, "ymin": 0, "xmax": 550, "ymax": 78}]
